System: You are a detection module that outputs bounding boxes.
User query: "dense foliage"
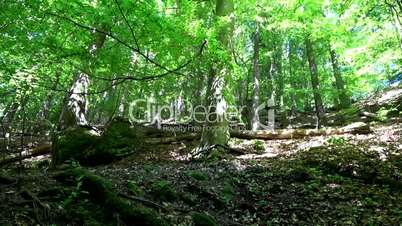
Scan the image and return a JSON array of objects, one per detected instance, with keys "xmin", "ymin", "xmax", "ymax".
[{"xmin": 1, "ymin": 0, "xmax": 401, "ymax": 126}]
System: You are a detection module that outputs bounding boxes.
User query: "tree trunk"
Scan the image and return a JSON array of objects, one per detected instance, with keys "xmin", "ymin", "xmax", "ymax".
[
  {"xmin": 273, "ymin": 41, "xmax": 284, "ymax": 108},
  {"xmin": 118, "ymin": 83, "xmax": 128, "ymax": 117},
  {"xmin": 329, "ymin": 45, "xmax": 350, "ymax": 109},
  {"xmin": 58, "ymin": 72, "xmax": 90, "ymax": 130},
  {"xmin": 193, "ymin": 0, "xmax": 233, "ymax": 157},
  {"xmin": 58, "ymin": 25, "xmax": 108, "ymax": 130},
  {"xmin": 288, "ymin": 41, "xmax": 297, "ymax": 118},
  {"xmin": 305, "ymin": 37, "xmax": 325, "ymax": 126},
  {"xmin": 266, "ymin": 56, "xmax": 275, "ymax": 130},
  {"xmin": 1, "ymin": 102, "xmax": 19, "ymax": 126},
  {"xmin": 251, "ymin": 23, "xmax": 261, "ymax": 131},
  {"xmin": 386, "ymin": 1, "xmax": 402, "ymax": 51}
]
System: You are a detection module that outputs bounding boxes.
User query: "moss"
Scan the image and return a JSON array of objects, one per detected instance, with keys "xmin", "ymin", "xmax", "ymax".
[
  {"xmin": 298, "ymin": 146, "xmax": 402, "ymax": 190},
  {"xmin": 97, "ymin": 120, "xmax": 141, "ymax": 157},
  {"xmin": 188, "ymin": 170, "xmax": 209, "ymax": 181},
  {"xmin": 192, "ymin": 212, "xmax": 218, "ymax": 226},
  {"xmin": 52, "ymin": 119, "xmax": 144, "ymax": 166},
  {"xmin": 151, "ymin": 180, "xmax": 177, "ymax": 202},
  {"xmin": 52, "ymin": 127, "xmax": 100, "ymax": 165},
  {"xmin": 339, "ymin": 106, "xmax": 360, "ymax": 124},
  {"xmin": 56, "ymin": 168, "xmax": 168, "ymax": 226}
]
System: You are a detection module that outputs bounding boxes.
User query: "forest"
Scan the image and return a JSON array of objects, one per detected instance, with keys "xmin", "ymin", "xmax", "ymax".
[{"xmin": 0, "ymin": 0, "xmax": 402, "ymax": 225}]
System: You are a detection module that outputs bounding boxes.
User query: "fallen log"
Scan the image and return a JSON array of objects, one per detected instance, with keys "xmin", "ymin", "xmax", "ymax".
[
  {"xmin": 0, "ymin": 143, "xmax": 52, "ymax": 166},
  {"xmin": 230, "ymin": 122, "xmax": 371, "ymax": 140},
  {"xmin": 144, "ymin": 133, "xmax": 200, "ymax": 144}
]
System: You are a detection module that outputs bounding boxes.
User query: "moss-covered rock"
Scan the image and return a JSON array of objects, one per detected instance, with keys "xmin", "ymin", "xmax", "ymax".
[
  {"xmin": 52, "ymin": 119, "xmax": 145, "ymax": 166},
  {"xmin": 192, "ymin": 212, "xmax": 218, "ymax": 226},
  {"xmin": 52, "ymin": 126, "xmax": 101, "ymax": 166}
]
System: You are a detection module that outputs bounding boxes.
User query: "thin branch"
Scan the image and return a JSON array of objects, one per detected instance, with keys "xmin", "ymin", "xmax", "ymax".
[
  {"xmin": 113, "ymin": 0, "xmax": 140, "ymax": 51},
  {"xmin": 0, "ymin": 23, "xmax": 9, "ymax": 31},
  {"xmin": 46, "ymin": 11, "xmax": 203, "ymax": 77}
]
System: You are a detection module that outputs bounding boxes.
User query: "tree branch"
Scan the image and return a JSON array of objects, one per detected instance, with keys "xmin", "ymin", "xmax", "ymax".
[
  {"xmin": 113, "ymin": 0, "xmax": 140, "ymax": 51},
  {"xmin": 46, "ymin": 11, "xmax": 204, "ymax": 78}
]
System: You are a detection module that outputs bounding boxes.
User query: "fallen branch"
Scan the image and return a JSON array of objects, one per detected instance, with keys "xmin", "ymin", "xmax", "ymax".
[
  {"xmin": 118, "ymin": 193, "xmax": 167, "ymax": 211},
  {"xmin": 230, "ymin": 122, "xmax": 371, "ymax": 140}
]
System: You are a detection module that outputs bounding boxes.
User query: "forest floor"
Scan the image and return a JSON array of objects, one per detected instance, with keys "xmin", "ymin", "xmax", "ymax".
[{"xmin": 0, "ymin": 119, "xmax": 401, "ymax": 225}]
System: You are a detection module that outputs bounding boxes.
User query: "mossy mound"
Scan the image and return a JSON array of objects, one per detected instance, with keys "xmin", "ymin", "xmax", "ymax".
[
  {"xmin": 52, "ymin": 126, "xmax": 101, "ymax": 166},
  {"xmin": 55, "ymin": 167, "xmax": 168, "ymax": 226},
  {"xmin": 52, "ymin": 119, "xmax": 146, "ymax": 166}
]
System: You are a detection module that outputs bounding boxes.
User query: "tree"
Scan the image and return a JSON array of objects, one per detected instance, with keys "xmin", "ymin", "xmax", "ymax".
[
  {"xmin": 58, "ymin": 24, "xmax": 108, "ymax": 130},
  {"xmin": 329, "ymin": 44, "xmax": 351, "ymax": 109},
  {"xmin": 193, "ymin": 0, "xmax": 234, "ymax": 157},
  {"xmin": 251, "ymin": 22, "xmax": 261, "ymax": 131},
  {"xmin": 305, "ymin": 37, "xmax": 325, "ymax": 126}
]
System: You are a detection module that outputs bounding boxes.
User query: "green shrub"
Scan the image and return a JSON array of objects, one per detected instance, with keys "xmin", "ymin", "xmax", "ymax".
[{"xmin": 254, "ymin": 140, "xmax": 265, "ymax": 153}]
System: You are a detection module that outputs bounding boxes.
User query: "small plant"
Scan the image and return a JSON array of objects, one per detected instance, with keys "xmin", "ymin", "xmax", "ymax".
[
  {"xmin": 327, "ymin": 136, "xmax": 346, "ymax": 146},
  {"xmin": 151, "ymin": 180, "xmax": 177, "ymax": 202},
  {"xmin": 66, "ymin": 159, "xmax": 81, "ymax": 168},
  {"xmin": 63, "ymin": 175, "xmax": 85, "ymax": 208},
  {"xmin": 222, "ymin": 181, "xmax": 235, "ymax": 203},
  {"xmin": 208, "ymin": 149, "xmax": 221, "ymax": 162},
  {"xmin": 254, "ymin": 140, "xmax": 265, "ymax": 153},
  {"xmin": 127, "ymin": 180, "xmax": 144, "ymax": 196}
]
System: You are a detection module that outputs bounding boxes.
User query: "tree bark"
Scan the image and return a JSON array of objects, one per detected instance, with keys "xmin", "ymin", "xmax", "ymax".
[
  {"xmin": 273, "ymin": 40, "xmax": 284, "ymax": 108},
  {"xmin": 194, "ymin": 0, "xmax": 233, "ymax": 157},
  {"xmin": 288, "ymin": 41, "xmax": 297, "ymax": 118},
  {"xmin": 386, "ymin": 0, "xmax": 402, "ymax": 51},
  {"xmin": 1, "ymin": 102, "xmax": 19, "ymax": 126},
  {"xmin": 251, "ymin": 23, "xmax": 261, "ymax": 131},
  {"xmin": 305, "ymin": 37, "xmax": 325, "ymax": 126},
  {"xmin": 58, "ymin": 25, "xmax": 108, "ymax": 130},
  {"xmin": 329, "ymin": 45, "xmax": 351, "ymax": 109}
]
